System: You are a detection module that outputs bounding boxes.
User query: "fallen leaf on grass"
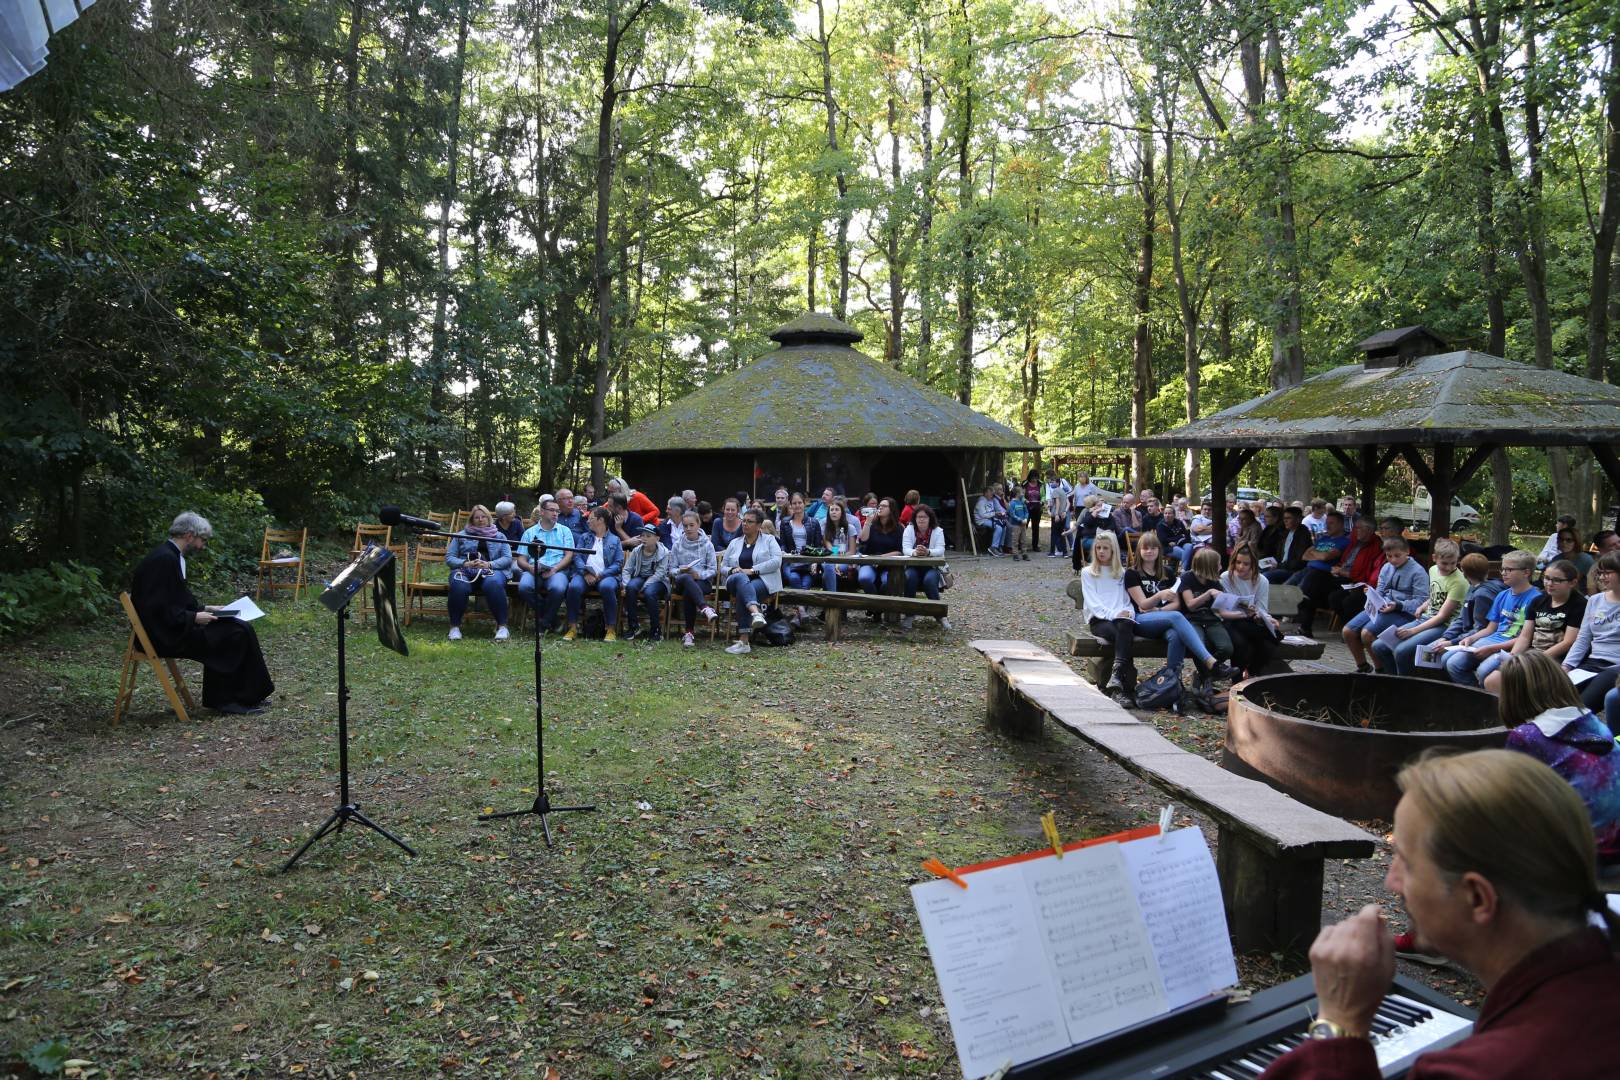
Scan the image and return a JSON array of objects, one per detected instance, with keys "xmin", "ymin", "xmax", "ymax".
[{"xmin": 102, "ymin": 913, "xmax": 132, "ymax": 925}]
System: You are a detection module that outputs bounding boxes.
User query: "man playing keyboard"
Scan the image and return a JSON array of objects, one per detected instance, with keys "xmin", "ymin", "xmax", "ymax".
[{"xmin": 1262, "ymin": 750, "xmax": 1620, "ymax": 1078}]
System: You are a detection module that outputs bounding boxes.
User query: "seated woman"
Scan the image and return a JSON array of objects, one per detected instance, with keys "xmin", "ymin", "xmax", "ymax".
[
  {"xmin": 818, "ymin": 500, "xmax": 858, "ymax": 594},
  {"xmin": 857, "ymin": 497, "xmax": 906, "ymax": 596},
  {"xmin": 973, "ymin": 485, "xmax": 1008, "ymax": 555},
  {"xmin": 605, "ymin": 475, "xmax": 660, "ymax": 526},
  {"xmin": 1563, "ymin": 551, "xmax": 1620, "ymax": 714},
  {"xmin": 621, "ymin": 524, "xmax": 671, "ymax": 641},
  {"xmin": 721, "ymin": 508, "xmax": 783, "ymax": 655},
  {"xmin": 776, "ymin": 492, "xmax": 825, "ymax": 592},
  {"xmin": 668, "ymin": 509, "xmax": 718, "ymax": 648},
  {"xmin": 1231, "ymin": 507, "xmax": 1261, "ymax": 551},
  {"xmin": 563, "ymin": 506, "xmax": 624, "ymax": 641},
  {"xmin": 445, "ymin": 504, "xmax": 513, "ymax": 641},
  {"xmin": 1553, "ymin": 526, "xmax": 1595, "ymax": 583},
  {"xmin": 1219, "ymin": 542, "xmax": 1281, "ymax": 680},
  {"xmin": 1342, "ymin": 535, "xmax": 1427, "ymax": 673},
  {"xmin": 1156, "ymin": 502, "xmax": 1195, "ymax": 570},
  {"xmin": 1480, "ymin": 559, "xmax": 1584, "ymax": 692},
  {"xmin": 1176, "ymin": 547, "xmax": 1236, "ymax": 665},
  {"xmin": 711, "ymin": 497, "xmax": 744, "ymax": 550},
  {"xmin": 900, "ymin": 504, "xmax": 952, "ymax": 632},
  {"xmin": 1125, "ymin": 532, "xmax": 1231, "ymax": 694},
  {"xmin": 1498, "ymin": 650, "xmax": 1620, "ymax": 869},
  {"xmin": 1370, "ymin": 538, "xmax": 1466, "ymax": 675},
  {"xmin": 1080, "ymin": 531, "xmax": 1141, "ymax": 703},
  {"xmin": 1072, "ymin": 494, "xmax": 1124, "ymax": 571}
]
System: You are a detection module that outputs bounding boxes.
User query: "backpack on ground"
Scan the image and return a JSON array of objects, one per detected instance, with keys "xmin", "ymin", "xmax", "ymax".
[{"xmin": 1134, "ymin": 666, "xmax": 1184, "ymax": 712}]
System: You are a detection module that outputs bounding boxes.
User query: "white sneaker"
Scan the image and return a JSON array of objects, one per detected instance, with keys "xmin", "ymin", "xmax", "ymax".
[
  {"xmin": 725, "ymin": 640, "xmax": 752, "ymax": 655},
  {"xmin": 751, "ymin": 611, "xmax": 767, "ymax": 628},
  {"xmin": 494, "ymin": 626, "xmax": 509, "ymax": 641},
  {"xmin": 701, "ymin": 606, "xmax": 718, "ymax": 622},
  {"xmin": 900, "ymin": 615, "xmax": 915, "ymax": 631},
  {"xmin": 682, "ymin": 631, "xmax": 695, "ymax": 648},
  {"xmin": 938, "ymin": 617, "xmax": 953, "ymax": 631},
  {"xmin": 447, "ymin": 627, "xmax": 462, "ymax": 641}
]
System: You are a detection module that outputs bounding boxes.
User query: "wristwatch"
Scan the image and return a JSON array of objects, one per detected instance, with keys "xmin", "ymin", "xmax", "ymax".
[{"xmin": 1307, "ymin": 1018, "xmax": 1353, "ymax": 1040}]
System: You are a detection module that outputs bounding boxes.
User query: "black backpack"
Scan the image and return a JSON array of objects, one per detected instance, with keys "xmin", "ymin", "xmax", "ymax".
[
  {"xmin": 757, "ymin": 613, "xmax": 795, "ymax": 647},
  {"xmin": 1133, "ymin": 666, "xmax": 1184, "ymax": 712}
]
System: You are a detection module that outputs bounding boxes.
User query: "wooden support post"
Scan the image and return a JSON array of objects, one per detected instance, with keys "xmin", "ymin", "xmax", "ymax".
[
  {"xmin": 1592, "ymin": 444, "xmax": 1620, "ymax": 504},
  {"xmin": 1429, "ymin": 443, "xmax": 1455, "ymax": 540},
  {"xmin": 1216, "ymin": 826, "xmax": 1325, "ymax": 957},
  {"xmin": 985, "ymin": 667, "xmax": 1044, "ymax": 740},
  {"xmin": 823, "ymin": 607, "xmax": 843, "ymax": 642},
  {"xmin": 1211, "ymin": 449, "xmax": 1230, "ymax": 558}
]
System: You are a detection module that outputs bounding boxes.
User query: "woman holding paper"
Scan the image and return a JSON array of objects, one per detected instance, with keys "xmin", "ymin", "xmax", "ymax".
[
  {"xmin": 1341, "ymin": 536, "xmax": 1427, "ymax": 674},
  {"xmin": 1562, "ymin": 552, "xmax": 1620, "ymax": 713},
  {"xmin": 1081, "ymin": 531, "xmax": 1142, "ymax": 703},
  {"xmin": 1125, "ymin": 532, "xmax": 1232, "ymax": 691},
  {"xmin": 1176, "ymin": 547, "xmax": 1236, "ymax": 667},
  {"xmin": 1219, "ymin": 543, "xmax": 1280, "ymax": 680}
]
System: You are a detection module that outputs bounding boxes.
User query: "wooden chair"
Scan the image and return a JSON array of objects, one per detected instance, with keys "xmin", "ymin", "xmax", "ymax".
[
  {"xmin": 449, "ymin": 509, "xmax": 472, "ymax": 533},
  {"xmin": 427, "ymin": 511, "xmax": 454, "ymax": 529},
  {"xmin": 404, "ymin": 538, "xmax": 450, "ymax": 625},
  {"xmin": 351, "ymin": 523, "xmax": 393, "ymax": 623},
  {"xmin": 113, "ymin": 592, "xmax": 195, "ymax": 725},
  {"xmin": 256, "ymin": 527, "xmax": 308, "ymax": 601}
]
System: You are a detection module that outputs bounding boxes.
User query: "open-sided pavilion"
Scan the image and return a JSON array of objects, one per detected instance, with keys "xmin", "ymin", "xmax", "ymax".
[{"xmin": 1109, "ymin": 328, "xmax": 1620, "ymax": 552}]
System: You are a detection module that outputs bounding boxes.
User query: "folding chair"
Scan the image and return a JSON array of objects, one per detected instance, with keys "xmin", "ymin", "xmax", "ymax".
[
  {"xmin": 427, "ymin": 511, "xmax": 454, "ymax": 529},
  {"xmin": 113, "ymin": 592, "xmax": 196, "ymax": 725},
  {"xmin": 404, "ymin": 538, "xmax": 450, "ymax": 625},
  {"xmin": 449, "ymin": 510, "xmax": 472, "ymax": 533},
  {"xmin": 351, "ymin": 524, "xmax": 393, "ymax": 623},
  {"xmin": 256, "ymin": 527, "xmax": 308, "ymax": 601}
]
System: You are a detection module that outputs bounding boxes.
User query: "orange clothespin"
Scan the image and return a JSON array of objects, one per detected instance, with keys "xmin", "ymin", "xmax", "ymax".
[
  {"xmin": 1041, "ymin": 811, "xmax": 1063, "ymax": 859},
  {"xmin": 922, "ymin": 857, "xmax": 968, "ymax": 890}
]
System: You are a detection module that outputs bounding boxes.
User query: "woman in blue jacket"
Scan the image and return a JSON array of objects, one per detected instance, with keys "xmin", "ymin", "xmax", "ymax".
[
  {"xmin": 564, "ymin": 506, "xmax": 625, "ymax": 641},
  {"xmin": 445, "ymin": 504, "xmax": 513, "ymax": 641}
]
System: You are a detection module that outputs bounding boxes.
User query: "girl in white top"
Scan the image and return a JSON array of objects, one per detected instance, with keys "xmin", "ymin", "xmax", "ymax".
[
  {"xmin": 1219, "ymin": 542, "xmax": 1280, "ymax": 679},
  {"xmin": 899, "ymin": 505, "xmax": 953, "ymax": 632},
  {"xmin": 1081, "ymin": 532, "xmax": 1137, "ymax": 701}
]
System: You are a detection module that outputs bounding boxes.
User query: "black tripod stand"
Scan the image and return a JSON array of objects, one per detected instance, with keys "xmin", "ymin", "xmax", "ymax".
[
  {"xmin": 479, "ymin": 584, "xmax": 594, "ymax": 845},
  {"xmin": 283, "ymin": 606, "xmax": 415, "ymax": 870}
]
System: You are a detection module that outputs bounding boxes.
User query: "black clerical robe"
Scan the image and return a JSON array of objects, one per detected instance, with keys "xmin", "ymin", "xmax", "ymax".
[{"xmin": 131, "ymin": 540, "xmax": 274, "ymax": 709}]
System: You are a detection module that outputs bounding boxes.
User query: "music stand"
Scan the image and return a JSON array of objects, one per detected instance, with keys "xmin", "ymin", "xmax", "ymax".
[
  {"xmin": 283, "ymin": 544, "xmax": 416, "ymax": 871},
  {"xmin": 479, "ymin": 542, "xmax": 595, "ymax": 845}
]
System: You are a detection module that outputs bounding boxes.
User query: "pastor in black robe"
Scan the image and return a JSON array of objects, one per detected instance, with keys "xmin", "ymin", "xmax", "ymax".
[{"xmin": 131, "ymin": 540, "xmax": 274, "ymax": 710}]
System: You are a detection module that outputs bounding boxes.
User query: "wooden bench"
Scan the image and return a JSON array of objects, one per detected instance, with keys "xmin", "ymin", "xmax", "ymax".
[
  {"xmin": 1063, "ymin": 580, "xmax": 1326, "ymax": 683},
  {"xmin": 774, "ymin": 588, "xmax": 946, "ymax": 642},
  {"xmin": 969, "ymin": 639, "xmax": 1375, "ymax": 955}
]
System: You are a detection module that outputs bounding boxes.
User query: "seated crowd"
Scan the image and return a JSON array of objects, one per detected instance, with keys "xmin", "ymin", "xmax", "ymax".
[{"xmin": 440, "ymin": 476, "xmax": 954, "ymax": 655}]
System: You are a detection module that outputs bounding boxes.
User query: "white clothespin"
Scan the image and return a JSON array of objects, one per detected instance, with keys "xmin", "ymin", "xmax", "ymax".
[{"xmin": 1158, "ymin": 803, "xmax": 1174, "ymax": 837}]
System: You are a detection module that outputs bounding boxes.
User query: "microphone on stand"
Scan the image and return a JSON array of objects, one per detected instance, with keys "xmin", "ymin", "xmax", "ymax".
[{"xmin": 379, "ymin": 505, "xmax": 443, "ymax": 531}]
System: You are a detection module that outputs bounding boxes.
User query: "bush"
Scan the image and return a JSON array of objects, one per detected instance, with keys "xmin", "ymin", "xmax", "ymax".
[{"xmin": 0, "ymin": 562, "xmax": 112, "ymax": 638}]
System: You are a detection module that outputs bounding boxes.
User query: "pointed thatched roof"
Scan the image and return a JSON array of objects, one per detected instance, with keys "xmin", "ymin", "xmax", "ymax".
[
  {"xmin": 588, "ymin": 313, "xmax": 1040, "ymax": 455},
  {"xmin": 1111, "ymin": 350, "xmax": 1620, "ymax": 450}
]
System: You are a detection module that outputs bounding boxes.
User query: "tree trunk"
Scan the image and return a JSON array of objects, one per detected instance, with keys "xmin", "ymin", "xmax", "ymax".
[
  {"xmin": 955, "ymin": 80, "xmax": 975, "ymax": 406},
  {"xmin": 1264, "ymin": 24, "xmax": 1310, "ymax": 503},
  {"xmin": 918, "ymin": 53, "xmax": 934, "ymax": 384},
  {"xmin": 1130, "ymin": 115, "xmax": 1155, "ymax": 495},
  {"xmin": 1164, "ymin": 109, "xmax": 1200, "ymax": 500},
  {"xmin": 814, "ymin": 0, "xmax": 850, "ymax": 320},
  {"xmin": 428, "ymin": 0, "xmax": 469, "ymax": 479},
  {"xmin": 590, "ymin": 2, "xmax": 627, "ymax": 494},
  {"xmin": 887, "ymin": 84, "xmax": 904, "ymax": 366}
]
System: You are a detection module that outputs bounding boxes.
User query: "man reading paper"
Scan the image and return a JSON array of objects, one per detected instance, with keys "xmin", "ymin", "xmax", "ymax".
[{"xmin": 131, "ymin": 511, "xmax": 274, "ymax": 715}]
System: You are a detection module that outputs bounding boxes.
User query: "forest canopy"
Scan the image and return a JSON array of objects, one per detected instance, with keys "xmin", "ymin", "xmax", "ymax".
[{"xmin": 2, "ymin": 0, "xmax": 1617, "ymax": 575}]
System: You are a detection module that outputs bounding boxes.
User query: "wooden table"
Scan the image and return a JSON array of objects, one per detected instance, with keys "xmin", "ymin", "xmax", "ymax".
[{"xmin": 780, "ymin": 553, "xmax": 946, "ymax": 624}]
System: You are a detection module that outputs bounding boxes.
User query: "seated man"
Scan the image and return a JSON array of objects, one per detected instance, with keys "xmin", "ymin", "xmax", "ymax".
[
  {"xmin": 515, "ymin": 496, "xmax": 575, "ymax": 632},
  {"xmin": 1259, "ymin": 749, "xmax": 1620, "ymax": 1078},
  {"xmin": 131, "ymin": 511, "xmax": 274, "ymax": 714}
]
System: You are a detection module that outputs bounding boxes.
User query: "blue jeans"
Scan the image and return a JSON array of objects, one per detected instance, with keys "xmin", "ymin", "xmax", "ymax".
[
  {"xmin": 905, "ymin": 567, "xmax": 942, "ymax": 601},
  {"xmin": 726, "ymin": 573, "xmax": 770, "ymax": 617},
  {"xmin": 625, "ymin": 576, "xmax": 668, "ymax": 634},
  {"xmin": 979, "ymin": 522, "xmax": 1006, "ymax": 550},
  {"xmin": 671, "ymin": 573, "xmax": 711, "ymax": 631},
  {"xmin": 449, "ymin": 571, "xmax": 508, "ymax": 627},
  {"xmin": 1133, "ymin": 611, "xmax": 1214, "ymax": 672},
  {"xmin": 1371, "ymin": 623, "xmax": 1446, "ymax": 675},
  {"xmin": 819, "ymin": 562, "xmax": 846, "ymax": 592},
  {"xmin": 517, "ymin": 568, "xmax": 568, "ymax": 629},
  {"xmin": 1170, "ymin": 544, "xmax": 1195, "ymax": 568},
  {"xmin": 1443, "ymin": 642, "xmax": 1505, "ymax": 685},
  {"xmin": 1344, "ymin": 609, "xmax": 1408, "ymax": 638},
  {"xmin": 857, "ymin": 565, "xmax": 894, "ymax": 594},
  {"xmin": 565, "ymin": 572, "xmax": 618, "ymax": 628},
  {"xmin": 784, "ymin": 562, "xmax": 816, "ymax": 589},
  {"xmin": 1606, "ymin": 686, "xmax": 1620, "ymax": 732}
]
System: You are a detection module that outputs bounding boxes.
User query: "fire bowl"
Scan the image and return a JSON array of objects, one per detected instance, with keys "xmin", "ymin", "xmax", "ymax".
[{"xmin": 1224, "ymin": 672, "xmax": 1507, "ymax": 820}]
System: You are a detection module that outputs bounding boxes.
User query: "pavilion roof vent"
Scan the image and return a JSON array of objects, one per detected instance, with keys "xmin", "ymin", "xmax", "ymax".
[
  {"xmin": 768, "ymin": 311, "xmax": 864, "ymax": 347},
  {"xmin": 1355, "ymin": 325, "xmax": 1449, "ymax": 370}
]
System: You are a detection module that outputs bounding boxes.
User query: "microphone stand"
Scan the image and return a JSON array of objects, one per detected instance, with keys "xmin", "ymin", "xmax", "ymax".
[{"xmin": 385, "ymin": 516, "xmax": 598, "ymax": 846}]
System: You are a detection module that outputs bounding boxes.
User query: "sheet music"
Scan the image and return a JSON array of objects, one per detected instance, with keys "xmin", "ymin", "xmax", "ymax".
[
  {"xmin": 221, "ymin": 595, "xmax": 265, "ymax": 622},
  {"xmin": 912, "ymin": 865, "xmax": 1072, "ymax": 1079},
  {"xmin": 1023, "ymin": 843, "xmax": 1168, "ymax": 1042},
  {"xmin": 1120, "ymin": 828, "xmax": 1238, "ymax": 1009}
]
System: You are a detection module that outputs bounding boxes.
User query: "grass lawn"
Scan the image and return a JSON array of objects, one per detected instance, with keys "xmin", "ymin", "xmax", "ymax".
[{"xmin": 1, "ymin": 574, "xmax": 1173, "ymax": 1078}]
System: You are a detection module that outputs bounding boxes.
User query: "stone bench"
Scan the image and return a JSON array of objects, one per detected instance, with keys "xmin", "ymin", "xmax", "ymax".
[
  {"xmin": 774, "ymin": 588, "xmax": 946, "ymax": 642},
  {"xmin": 969, "ymin": 639, "xmax": 1376, "ymax": 955},
  {"xmin": 1062, "ymin": 580, "xmax": 1326, "ymax": 683}
]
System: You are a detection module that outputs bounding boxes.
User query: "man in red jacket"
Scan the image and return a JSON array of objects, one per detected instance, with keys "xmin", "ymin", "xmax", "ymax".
[{"xmin": 1261, "ymin": 750, "xmax": 1620, "ymax": 1079}]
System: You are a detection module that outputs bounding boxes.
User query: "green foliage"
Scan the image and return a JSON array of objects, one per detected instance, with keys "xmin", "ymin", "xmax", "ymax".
[
  {"xmin": 23, "ymin": 1038, "xmax": 70, "ymax": 1075},
  {"xmin": 0, "ymin": 564, "xmax": 110, "ymax": 639}
]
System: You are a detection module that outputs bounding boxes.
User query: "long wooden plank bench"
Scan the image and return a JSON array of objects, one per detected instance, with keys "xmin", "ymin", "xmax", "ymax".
[
  {"xmin": 969, "ymin": 638, "xmax": 1375, "ymax": 955},
  {"xmin": 774, "ymin": 588, "xmax": 946, "ymax": 642},
  {"xmin": 1062, "ymin": 579, "xmax": 1326, "ymax": 683}
]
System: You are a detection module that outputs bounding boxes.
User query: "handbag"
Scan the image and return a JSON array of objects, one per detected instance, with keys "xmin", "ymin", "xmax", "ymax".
[{"xmin": 940, "ymin": 563, "xmax": 955, "ymax": 591}]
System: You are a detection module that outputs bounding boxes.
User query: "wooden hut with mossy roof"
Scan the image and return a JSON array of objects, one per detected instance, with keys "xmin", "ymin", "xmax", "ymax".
[{"xmin": 587, "ymin": 312, "xmax": 1039, "ymax": 547}]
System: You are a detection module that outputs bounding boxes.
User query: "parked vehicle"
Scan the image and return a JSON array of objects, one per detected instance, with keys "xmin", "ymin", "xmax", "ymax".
[
  {"xmin": 1090, "ymin": 476, "xmax": 1129, "ymax": 505},
  {"xmin": 1199, "ymin": 486, "xmax": 1278, "ymax": 506},
  {"xmin": 1382, "ymin": 486, "xmax": 1481, "ymax": 527}
]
